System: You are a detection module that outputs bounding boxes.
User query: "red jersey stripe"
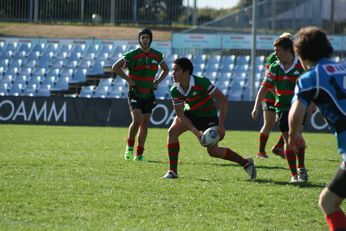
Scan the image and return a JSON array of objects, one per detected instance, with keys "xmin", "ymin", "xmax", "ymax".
[{"xmin": 129, "ymin": 74, "xmax": 155, "ymax": 82}]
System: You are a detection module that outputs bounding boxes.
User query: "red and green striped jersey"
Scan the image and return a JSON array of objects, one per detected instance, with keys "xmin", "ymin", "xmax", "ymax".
[
  {"xmin": 263, "ymin": 52, "xmax": 276, "ymax": 103},
  {"xmin": 123, "ymin": 48, "xmax": 164, "ymax": 99},
  {"xmin": 263, "ymin": 57, "xmax": 305, "ymax": 112},
  {"xmin": 170, "ymin": 75, "xmax": 217, "ymax": 117}
]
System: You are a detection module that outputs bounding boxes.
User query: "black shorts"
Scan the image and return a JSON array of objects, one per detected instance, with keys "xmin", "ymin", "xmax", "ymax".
[
  {"xmin": 277, "ymin": 111, "xmax": 307, "ymax": 133},
  {"xmin": 277, "ymin": 111, "xmax": 289, "ymax": 132},
  {"xmin": 184, "ymin": 111, "xmax": 218, "ymax": 131},
  {"xmin": 327, "ymin": 166, "xmax": 346, "ymax": 198},
  {"xmin": 128, "ymin": 90, "xmax": 156, "ymax": 114},
  {"xmin": 261, "ymin": 101, "xmax": 275, "ymax": 112}
]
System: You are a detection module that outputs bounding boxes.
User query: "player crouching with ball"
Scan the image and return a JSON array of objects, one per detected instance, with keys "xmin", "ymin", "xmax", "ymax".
[{"xmin": 162, "ymin": 57, "xmax": 256, "ymax": 180}]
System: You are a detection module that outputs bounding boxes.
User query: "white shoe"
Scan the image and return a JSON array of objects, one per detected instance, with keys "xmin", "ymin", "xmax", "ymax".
[
  {"xmin": 162, "ymin": 170, "xmax": 178, "ymax": 179},
  {"xmin": 289, "ymin": 175, "xmax": 299, "ymax": 183},
  {"xmin": 244, "ymin": 158, "xmax": 257, "ymax": 181},
  {"xmin": 297, "ymin": 168, "xmax": 308, "ymax": 182}
]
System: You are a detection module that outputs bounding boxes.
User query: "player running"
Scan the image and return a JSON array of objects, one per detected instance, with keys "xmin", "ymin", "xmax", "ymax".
[
  {"xmin": 251, "ymin": 36, "xmax": 306, "ymax": 183},
  {"xmin": 162, "ymin": 57, "xmax": 256, "ymax": 181}
]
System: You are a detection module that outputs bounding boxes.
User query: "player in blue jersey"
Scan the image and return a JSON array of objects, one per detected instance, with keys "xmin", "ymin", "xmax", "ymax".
[{"xmin": 289, "ymin": 26, "xmax": 346, "ymax": 231}]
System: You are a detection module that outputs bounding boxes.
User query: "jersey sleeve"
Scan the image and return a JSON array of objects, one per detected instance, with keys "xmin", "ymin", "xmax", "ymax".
[
  {"xmin": 170, "ymin": 84, "xmax": 184, "ymax": 106},
  {"xmin": 292, "ymin": 71, "xmax": 318, "ymax": 107},
  {"xmin": 203, "ymin": 77, "xmax": 217, "ymax": 95}
]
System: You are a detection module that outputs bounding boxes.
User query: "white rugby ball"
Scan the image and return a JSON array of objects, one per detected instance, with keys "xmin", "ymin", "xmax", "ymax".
[{"xmin": 200, "ymin": 126, "xmax": 220, "ymax": 147}]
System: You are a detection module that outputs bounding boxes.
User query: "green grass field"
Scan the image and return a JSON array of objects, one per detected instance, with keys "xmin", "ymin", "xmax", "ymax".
[{"xmin": 0, "ymin": 124, "xmax": 344, "ymax": 230}]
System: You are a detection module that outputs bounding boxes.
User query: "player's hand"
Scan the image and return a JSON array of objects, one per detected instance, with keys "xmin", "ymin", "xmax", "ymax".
[
  {"xmin": 128, "ymin": 78, "xmax": 136, "ymax": 88},
  {"xmin": 218, "ymin": 125, "xmax": 225, "ymax": 141},
  {"xmin": 307, "ymin": 102, "xmax": 317, "ymax": 114},
  {"xmin": 251, "ymin": 107, "xmax": 258, "ymax": 120},
  {"xmin": 152, "ymin": 80, "xmax": 159, "ymax": 91}
]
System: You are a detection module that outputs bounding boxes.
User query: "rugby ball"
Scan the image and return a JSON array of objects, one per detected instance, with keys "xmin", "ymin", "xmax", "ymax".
[{"xmin": 200, "ymin": 126, "xmax": 220, "ymax": 147}]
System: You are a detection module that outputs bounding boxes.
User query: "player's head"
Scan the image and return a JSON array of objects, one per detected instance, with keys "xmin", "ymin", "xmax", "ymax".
[
  {"xmin": 172, "ymin": 57, "xmax": 194, "ymax": 83},
  {"xmin": 173, "ymin": 57, "xmax": 194, "ymax": 75},
  {"xmin": 294, "ymin": 26, "xmax": 333, "ymax": 64},
  {"xmin": 138, "ymin": 27, "xmax": 153, "ymax": 48},
  {"xmin": 273, "ymin": 37, "xmax": 294, "ymax": 62},
  {"xmin": 279, "ymin": 32, "xmax": 294, "ymax": 41}
]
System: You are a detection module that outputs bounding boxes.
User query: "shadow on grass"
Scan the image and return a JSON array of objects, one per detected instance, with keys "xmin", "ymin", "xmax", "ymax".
[{"xmin": 254, "ymin": 178, "xmax": 325, "ymax": 188}]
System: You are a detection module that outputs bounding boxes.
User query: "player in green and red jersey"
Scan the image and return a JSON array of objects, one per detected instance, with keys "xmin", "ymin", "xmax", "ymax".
[
  {"xmin": 162, "ymin": 57, "xmax": 256, "ymax": 180},
  {"xmin": 112, "ymin": 28, "xmax": 169, "ymax": 161},
  {"xmin": 251, "ymin": 37, "xmax": 306, "ymax": 183},
  {"xmin": 256, "ymin": 51, "xmax": 285, "ymax": 159}
]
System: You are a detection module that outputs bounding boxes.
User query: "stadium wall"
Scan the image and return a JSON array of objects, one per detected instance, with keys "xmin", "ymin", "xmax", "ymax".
[{"xmin": 0, "ymin": 96, "xmax": 330, "ymax": 133}]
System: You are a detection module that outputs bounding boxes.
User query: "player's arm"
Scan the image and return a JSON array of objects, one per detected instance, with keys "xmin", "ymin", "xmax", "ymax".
[
  {"xmin": 112, "ymin": 58, "xmax": 135, "ymax": 88},
  {"xmin": 153, "ymin": 61, "xmax": 169, "ymax": 90},
  {"xmin": 174, "ymin": 103, "xmax": 202, "ymax": 139},
  {"xmin": 288, "ymin": 99, "xmax": 307, "ymax": 149},
  {"xmin": 251, "ymin": 84, "xmax": 270, "ymax": 119},
  {"xmin": 210, "ymin": 88, "xmax": 227, "ymax": 140}
]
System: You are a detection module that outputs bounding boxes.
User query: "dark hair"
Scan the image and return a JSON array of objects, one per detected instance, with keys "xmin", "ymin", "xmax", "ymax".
[
  {"xmin": 173, "ymin": 57, "xmax": 194, "ymax": 75},
  {"xmin": 294, "ymin": 26, "xmax": 333, "ymax": 62},
  {"xmin": 273, "ymin": 37, "xmax": 294, "ymax": 55},
  {"xmin": 138, "ymin": 28, "xmax": 153, "ymax": 46}
]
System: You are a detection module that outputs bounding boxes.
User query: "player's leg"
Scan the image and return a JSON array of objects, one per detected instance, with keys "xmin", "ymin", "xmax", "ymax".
[
  {"xmin": 296, "ymin": 117, "xmax": 308, "ymax": 182},
  {"xmin": 319, "ymin": 163, "xmax": 346, "ymax": 231},
  {"xmin": 134, "ymin": 113, "xmax": 151, "ymax": 160},
  {"xmin": 124, "ymin": 108, "xmax": 142, "ymax": 160},
  {"xmin": 257, "ymin": 102, "xmax": 276, "ymax": 158},
  {"xmin": 163, "ymin": 116, "xmax": 188, "ymax": 178},
  {"xmin": 134, "ymin": 96, "xmax": 156, "ymax": 161},
  {"xmin": 206, "ymin": 145, "xmax": 256, "ymax": 180},
  {"xmin": 279, "ymin": 111, "xmax": 298, "ymax": 183}
]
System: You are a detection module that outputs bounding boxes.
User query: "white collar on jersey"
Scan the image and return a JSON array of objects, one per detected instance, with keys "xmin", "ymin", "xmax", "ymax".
[
  {"xmin": 279, "ymin": 56, "xmax": 299, "ymax": 74},
  {"xmin": 176, "ymin": 75, "xmax": 195, "ymax": 96}
]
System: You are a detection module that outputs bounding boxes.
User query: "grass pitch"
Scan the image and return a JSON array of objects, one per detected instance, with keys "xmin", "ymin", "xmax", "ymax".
[{"xmin": 0, "ymin": 124, "xmax": 344, "ymax": 230}]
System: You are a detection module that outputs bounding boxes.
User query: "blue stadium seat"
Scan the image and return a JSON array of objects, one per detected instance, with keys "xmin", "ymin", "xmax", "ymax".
[
  {"xmin": 65, "ymin": 59, "xmax": 79, "ymax": 68},
  {"xmin": 13, "ymin": 75, "xmax": 29, "ymax": 85},
  {"xmin": 235, "ymin": 55, "xmax": 250, "ymax": 66},
  {"xmin": 8, "ymin": 83, "xmax": 25, "ymax": 96},
  {"xmin": 36, "ymin": 84, "xmax": 51, "ymax": 97},
  {"xmin": 60, "ymin": 68, "xmax": 74, "ymax": 80},
  {"xmin": 23, "ymin": 58, "xmax": 38, "ymax": 68},
  {"xmin": 52, "ymin": 76, "xmax": 70, "ymax": 91},
  {"xmin": 94, "ymin": 85, "xmax": 109, "ymax": 98},
  {"xmin": 23, "ymin": 83, "xmax": 39, "ymax": 97},
  {"xmin": 108, "ymin": 85, "xmax": 126, "ymax": 99},
  {"xmin": 18, "ymin": 43, "xmax": 32, "ymax": 53},
  {"xmin": 79, "ymin": 85, "xmax": 95, "ymax": 98},
  {"xmin": 192, "ymin": 54, "xmax": 207, "ymax": 66},
  {"xmin": 154, "ymin": 84, "xmax": 169, "ymax": 100},
  {"xmin": 3, "ymin": 42, "xmax": 18, "ymax": 53},
  {"xmin": 98, "ymin": 78, "xmax": 113, "ymax": 88},
  {"xmin": 87, "ymin": 60, "xmax": 104, "ymax": 75},
  {"xmin": 216, "ymin": 79, "xmax": 231, "ymax": 91},
  {"xmin": 217, "ymin": 72, "xmax": 232, "ymax": 84},
  {"xmin": 70, "ymin": 68, "xmax": 87, "ymax": 83},
  {"xmin": 31, "ymin": 43, "xmax": 45, "ymax": 54},
  {"xmin": 0, "ymin": 58, "xmax": 10, "ymax": 68},
  {"xmin": 9, "ymin": 59, "xmax": 24, "ymax": 69},
  {"xmin": 28, "ymin": 75, "xmax": 43, "ymax": 86},
  {"xmin": 204, "ymin": 63, "xmax": 219, "ymax": 75},
  {"xmin": 206, "ymin": 55, "xmax": 221, "ymax": 66},
  {"xmin": 0, "ymin": 82, "xmax": 10, "ymax": 96}
]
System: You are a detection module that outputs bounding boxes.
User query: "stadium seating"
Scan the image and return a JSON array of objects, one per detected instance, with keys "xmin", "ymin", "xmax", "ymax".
[{"xmin": 1, "ymin": 39, "xmax": 344, "ymax": 101}]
